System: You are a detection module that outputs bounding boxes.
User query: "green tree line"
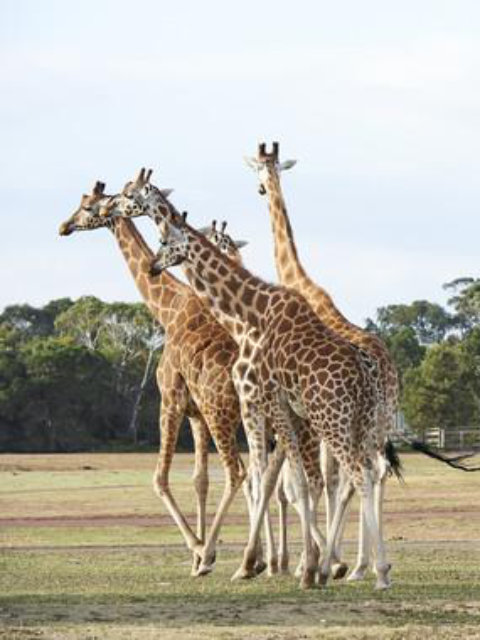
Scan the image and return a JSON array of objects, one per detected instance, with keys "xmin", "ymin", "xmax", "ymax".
[
  {"xmin": 0, "ymin": 297, "xmax": 167, "ymax": 452},
  {"xmin": 366, "ymin": 277, "xmax": 480, "ymax": 435},
  {"xmin": 1, "ymin": 278, "xmax": 479, "ymax": 452}
]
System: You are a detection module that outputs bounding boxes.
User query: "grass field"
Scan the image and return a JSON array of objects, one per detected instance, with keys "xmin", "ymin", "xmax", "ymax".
[{"xmin": 1, "ymin": 452, "xmax": 480, "ymax": 639}]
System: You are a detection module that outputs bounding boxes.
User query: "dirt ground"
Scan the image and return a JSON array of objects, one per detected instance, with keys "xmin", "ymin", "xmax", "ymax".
[{"xmin": 1, "ymin": 452, "xmax": 480, "ymax": 639}]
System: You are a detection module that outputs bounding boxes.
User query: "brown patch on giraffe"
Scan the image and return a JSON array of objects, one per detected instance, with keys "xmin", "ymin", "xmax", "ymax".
[
  {"xmin": 131, "ymin": 243, "xmax": 141, "ymax": 260},
  {"xmin": 130, "ymin": 262, "xmax": 139, "ymax": 277},
  {"xmin": 278, "ymin": 318, "xmax": 293, "ymax": 333},
  {"xmin": 285, "ymin": 299, "xmax": 300, "ymax": 318},
  {"xmin": 247, "ymin": 311, "xmax": 258, "ymax": 327},
  {"xmin": 234, "ymin": 302, "xmax": 243, "ymax": 317},
  {"xmin": 225, "ymin": 275, "xmax": 241, "ymax": 295},
  {"xmin": 278, "ymin": 249, "xmax": 290, "ymax": 268},
  {"xmin": 243, "ymin": 342, "xmax": 252, "ymax": 359},
  {"xmin": 255, "ymin": 292, "xmax": 269, "ymax": 314},
  {"xmin": 194, "ymin": 278, "xmax": 206, "ymax": 293},
  {"xmin": 241, "ymin": 286, "xmax": 256, "ymax": 306}
]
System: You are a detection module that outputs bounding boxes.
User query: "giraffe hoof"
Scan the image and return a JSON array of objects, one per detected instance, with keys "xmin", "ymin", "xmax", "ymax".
[
  {"xmin": 317, "ymin": 572, "xmax": 329, "ymax": 587},
  {"xmin": 231, "ymin": 566, "xmax": 257, "ymax": 581},
  {"xmin": 332, "ymin": 562, "xmax": 349, "ymax": 580},
  {"xmin": 267, "ymin": 558, "xmax": 279, "ymax": 576},
  {"xmin": 347, "ymin": 567, "xmax": 368, "ymax": 582},
  {"xmin": 300, "ymin": 571, "xmax": 317, "ymax": 590},
  {"xmin": 254, "ymin": 561, "xmax": 267, "ymax": 576},
  {"xmin": 190, "ymin": 552, "xmax": 202, "ymax": 576},
  {"xmin": 294, "ymin": 563, "xmax": 304, "ymax": 579},
  {"xmin": 375, "ymin": 564, "xmax": 392, "ymax": 590},
  {"xmin": 375, "ymin": 577, "xmax": 392, "ymax": 590},
  {"xmin": 196, "ymin": 563, "xmax": 214, "ymax": 577}
]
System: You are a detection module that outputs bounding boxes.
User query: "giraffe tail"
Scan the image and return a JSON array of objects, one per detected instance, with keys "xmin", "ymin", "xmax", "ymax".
[
  {"xmin": 384, "ymin": 439, "xmax": 404, "ymax": 482},
  {"xmin": 406, "ymin": 439, "xmax": 480, "ymax": 473}
]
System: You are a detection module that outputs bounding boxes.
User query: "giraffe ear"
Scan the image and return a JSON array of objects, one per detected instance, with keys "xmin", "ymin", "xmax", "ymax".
[
  {"xmin": 196, "ymin": 226, "xmax": 211, "ymax": 236},
  {"xmin": 278, "ymin": 160, "xmax": 297, "ymax": 171},
  {"xmin": 234, "ymin": 240, "xmax": 248, "ymax": 249},
  {"xmin": 160, "ymin": 188, "xmax": 174, "ymax": 198},
  {"xmin": 244, "ymin": 156, "xmax": 261, "ymax": 171}
]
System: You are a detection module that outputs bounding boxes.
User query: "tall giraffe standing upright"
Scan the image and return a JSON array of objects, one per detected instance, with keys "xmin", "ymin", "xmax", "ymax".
[
  {"xmin": 150, "ymin": 211, "xmax": 391, "ymax": 590},
  {"xmin": 245, "ymin": 142, "xmax": 399, "ymax": 581},
  {"xmin": 59, "ymin": 178, "xmax": 264, "ymax": 577}
]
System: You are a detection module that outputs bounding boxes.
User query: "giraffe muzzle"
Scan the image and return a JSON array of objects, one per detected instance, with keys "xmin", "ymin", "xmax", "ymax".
[
  {"xmin": 149, "ymin": 261, "xmax": 163, "ymax": 277},
  {"xmin": 59, "ymin": 221, "xmax": 74, "ymax": 236}
]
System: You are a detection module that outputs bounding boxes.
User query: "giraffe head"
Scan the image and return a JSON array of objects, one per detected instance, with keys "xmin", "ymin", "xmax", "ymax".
[
  {"xmin": 197, "ymin": 220, "xmax": 247, "ymax": 264},
  {"xmin": 98, "ymin": 168, "xmax": 174, "ymax": 221},
  {"xmin": 59, "ymin": 181, "xmax": 112, "ymax": 235},
  {"xmin": 149, "ymin": 212, "xmax": 190, "ymax": 276},
  {"xmin": 244, "ymin": 142, "xmax": 296, "ymax": 195}
]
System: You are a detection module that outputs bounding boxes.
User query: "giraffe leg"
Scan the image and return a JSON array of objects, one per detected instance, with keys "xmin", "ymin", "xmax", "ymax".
[
  {"xmin": 318, "ymin": 475, "xmax": 355, "ymax": 586},
  {"xmin": 348, "ymin": 455, "xmax": 390, "ymax": 582},
  {"xmin": 359, "ymin": 471, "xmax": 391, "ymax": 590},
  {"xmin": 232, "ymin": 442, "xmax": 286, "ymax": 581},
  {"xmin": 189, "ymin": 416, "xmax": 210, "ymax": 576},
  {"xmin": 153, "ymin": 387, "xmax": 201, "ymax": 553},
  {"xmin": 242, "ymin": 470, "xmax": 267, "ymax": 575},
  {"xmin": 321, "ymin": 446, "xmax": 349, "ymax": 580},
  {"xmin": 196, "ymin": 437, "xmax": 247, "ymax": 576},
  {"xmin": 347, "ymin": 507, "xmax": 370, "ymax": 582},
  {"xmin": 373, "ymin": 465, "xmax": 390, "ymax": 582},
  {"xmin": 261, "ymin": 432, "xmax": 279, "ymax": 576},
  {"xmin": 288, "ymin": 466, "xmax": 325, "ymax": 579},
  {"xmin": 285, "ymin": 454, "xmax": 316, "ymax": 589},
  {"xmin": 276, "ymin": 466, "xmax": 290, "ymax": 574},
  {"xmin": 270, "ymin": 401, "xmax": 316, "ymax": 589},
  {"xmin": 230, "ymin": 408, "xmax": 269, "ymax": 580}
]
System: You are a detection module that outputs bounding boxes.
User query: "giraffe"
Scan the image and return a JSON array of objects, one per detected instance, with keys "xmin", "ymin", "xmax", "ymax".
[
  {"xmin": 201, "ymin": 220, "xmax": 349, "ymax": 579},
  {"xmin": 58, "ymin": 178, "xmax": 263, "ymax": 577},
  {"xmin": 149, "ymin": 211, "xmax": 391, "ymax": 590},
  {"xmin": 245, "ymin": 142, "xmax": 400, "ymax": 582},
  {"xmin": 97, "ymin": 172, "xmax": 281, "ymax": 576}
]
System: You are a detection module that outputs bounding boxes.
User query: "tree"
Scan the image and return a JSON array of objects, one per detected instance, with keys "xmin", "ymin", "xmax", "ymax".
[
  {"xmin": 373, "ymin": 300, "xmax": 452, "ymax": 344},
  {"xmin": 98, "ymin": 302, "xmax": 163, "ymax": 442},
  {"xmin": 402, "ymin": 341, "xmax": 479, "ymax": 436},
  {"xmin": 383, "ymin": 327, "xmax": 425, "ymax": 385},
  {"xmin": 55, "ymin": 298, "xmax": 164, "ymax": 442},
  {"xmin": 0, "ymin": 300, "xmax": 72, "ymax": 340},
  {"xmin": 444, "ymin": 278, "xmax": 480, "ymax": 335},
  {"xmin": 55, "ymin": 296, "xmax": 108, "ymax": 350},
  {"xmin": 18, "ymin": 335, "xmax": 117, "ymax": 451}
]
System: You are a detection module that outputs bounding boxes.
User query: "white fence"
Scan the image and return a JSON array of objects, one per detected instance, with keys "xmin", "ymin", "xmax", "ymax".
[
  {"xmin": 390, "ymin": 413, "xmax": 480, "ymax": 450},
  {"xmin": 424, "ymin": 427, "xmax": 480, "ymax": 450}
]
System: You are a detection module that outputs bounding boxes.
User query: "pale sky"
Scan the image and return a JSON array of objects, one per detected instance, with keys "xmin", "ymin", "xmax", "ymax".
[{"xmin": 1, "ymin": 0, "xmax": 479, "ymax": 325}]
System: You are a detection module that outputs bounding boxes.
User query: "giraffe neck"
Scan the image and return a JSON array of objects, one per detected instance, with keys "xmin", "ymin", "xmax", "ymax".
[
  {"xmin": 180, "ymin": 226, "xmax": 272, "ymax": 341},
  {"xmin": 265, "ymin": 170, "xmax": 307, "ymax": 287},
  {"xmin": 111, "ymin": 217, "xmax": 188, "ymax": 329},
  {"xmin": 264, "ymin": 170, "xmax": 353, "ymax": 330}
]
